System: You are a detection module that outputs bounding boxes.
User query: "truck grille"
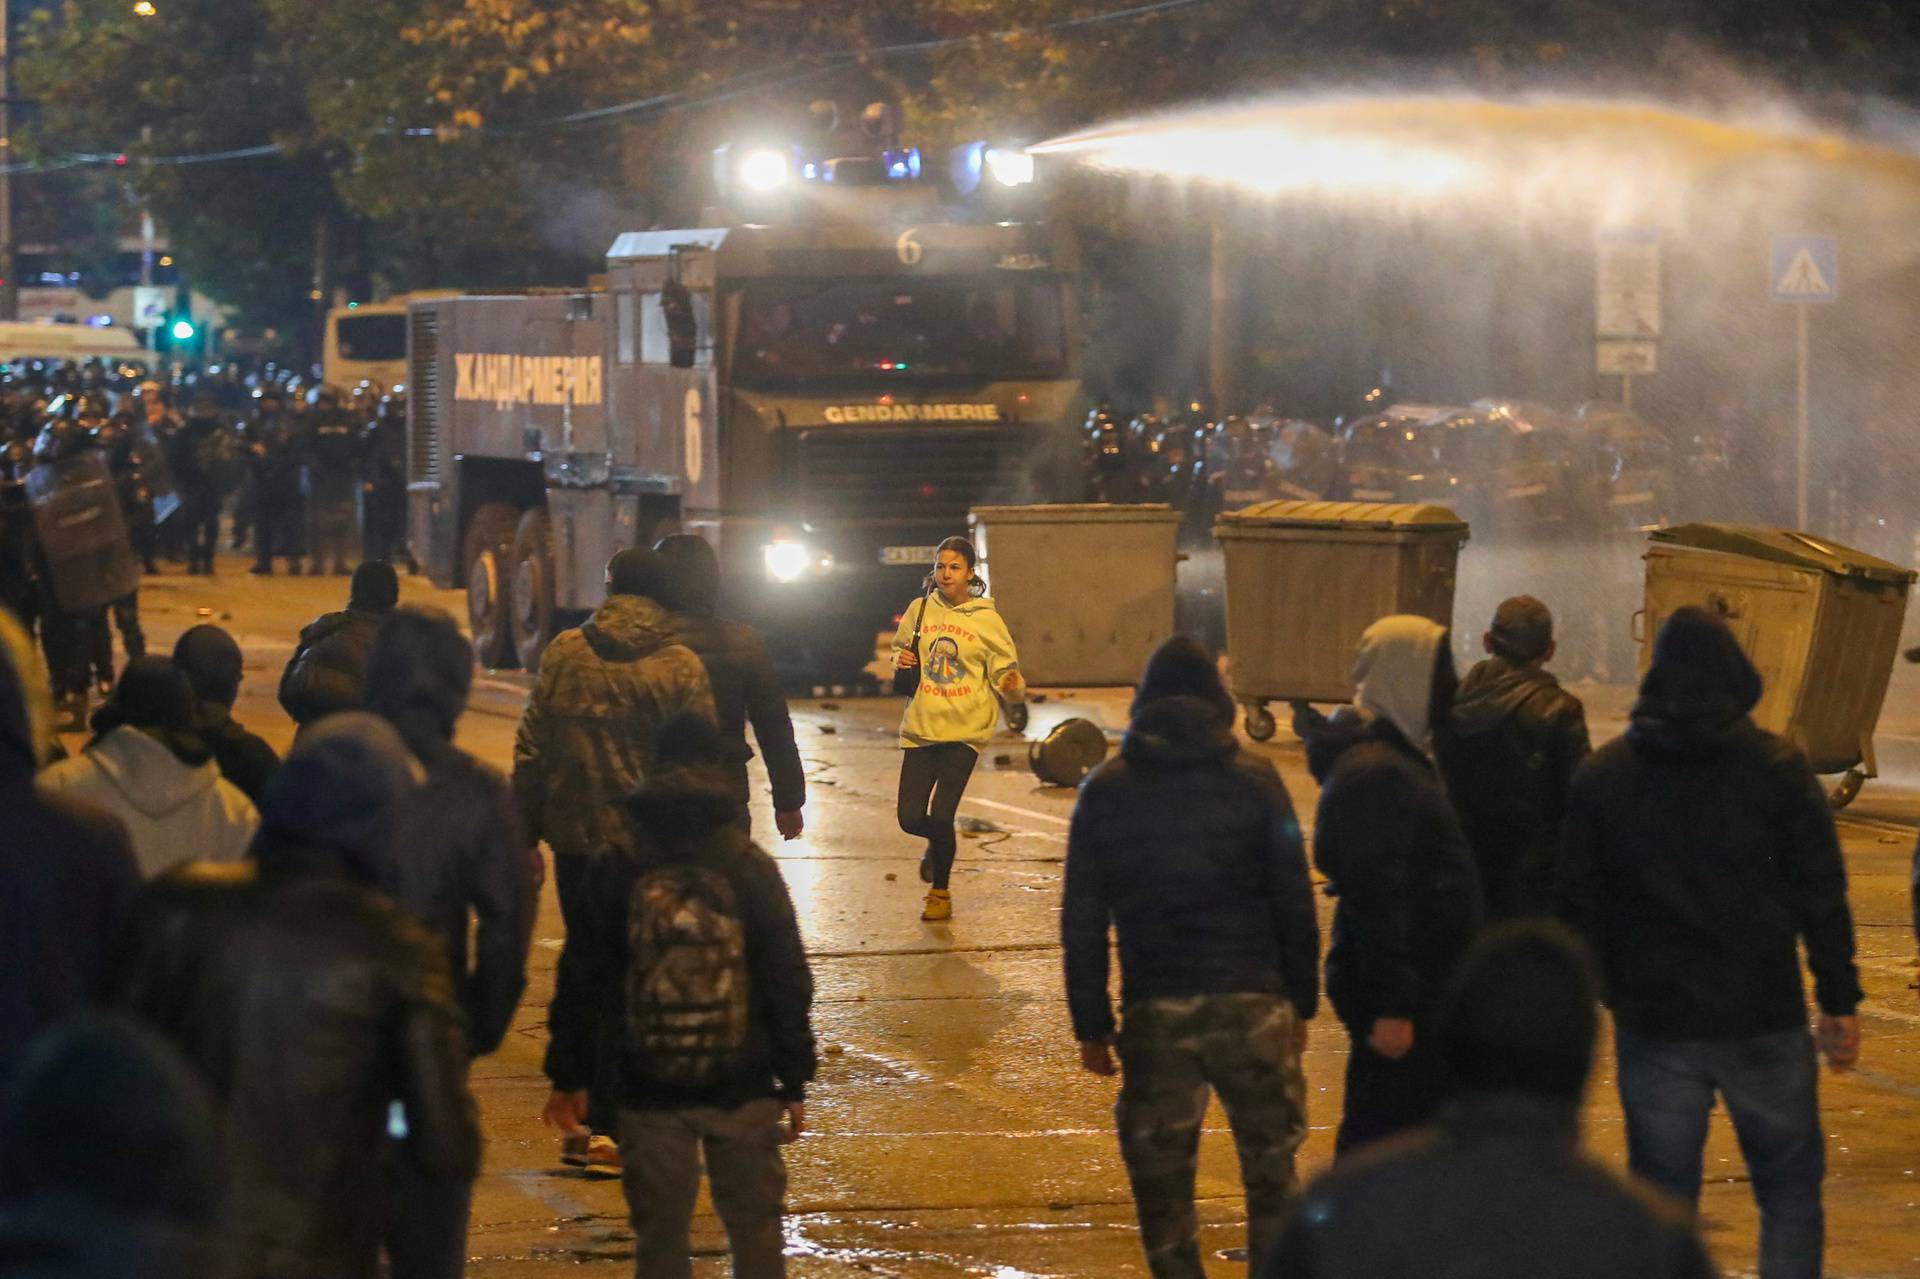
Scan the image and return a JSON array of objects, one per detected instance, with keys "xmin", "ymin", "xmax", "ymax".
[
  {"xmin": 408, "ymin": 308, "xmax": 442, "ymax": 483},
  {"xmin": 796, "ymin": 427, "xmax": 1020, "ymax": 520}
]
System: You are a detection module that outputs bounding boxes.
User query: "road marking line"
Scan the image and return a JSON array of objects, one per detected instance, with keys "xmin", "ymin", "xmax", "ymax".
[{"xmin": 961, "ymin": 796, "xmax": 1072, "ymax": 826}]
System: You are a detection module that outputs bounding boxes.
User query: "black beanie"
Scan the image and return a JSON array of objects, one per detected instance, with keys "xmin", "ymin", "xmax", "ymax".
[
  {"xmin": 349, "ymin": 560, "xmax": 400, "ymax": 611},
  {"xmin": 1438, "ymin": 919, "xmax": 1599, "ymax": 1102},
  {"xmin": 606, "ymin": 546, "xmax": 670, "ymax": 601},
  {"xmin": 1131, "ymin": 634, "xmax": 1235, "ymax": 726},
  {"xmin": 654, "ymin": 534, "xmax": 722, "ymax": 615},
  {"xmin": 172, "ymin": 624, "xmax": 244, "ymax": 706},
  {"xmin": 254, "ymin": 712, "xmax": 420, "ymax": 885}
]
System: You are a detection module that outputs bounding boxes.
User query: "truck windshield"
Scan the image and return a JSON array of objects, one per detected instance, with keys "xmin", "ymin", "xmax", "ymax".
[
  {"xmin": 733, "ymin": 278, "xmax": 1066, "ymax": 386},
  {"xmin": 336, "ymin": 313, "xmax": 407, "ymax": 362}
]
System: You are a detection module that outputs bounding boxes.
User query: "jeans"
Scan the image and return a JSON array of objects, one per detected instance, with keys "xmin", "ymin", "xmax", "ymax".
[
  {"xmin": 618, "ymin": 1100, "xmax": 788, "ymax": 1279},
  {"xmin": 897, "ymin": 743, "xmax": 978, "ymax": 890},
  {"xmin": 554, "ymin": 853, "xmax": 621, "ymax": 1137},
  {"xmin": 1615, "ymin": 1025, "xmax": 1824, "ymax": 1279},
  {"xmin": 385, "ymin": 1142, "xmax": 473, "ymax": 1279}
]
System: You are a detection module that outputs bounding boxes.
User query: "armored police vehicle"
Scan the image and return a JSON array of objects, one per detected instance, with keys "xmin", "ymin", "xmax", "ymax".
[{"xmin": 407, "ymin": 140, "xmax": 1081, "ymax": 677}]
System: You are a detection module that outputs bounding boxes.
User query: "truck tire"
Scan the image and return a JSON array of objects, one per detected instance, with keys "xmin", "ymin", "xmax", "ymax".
[
  {"xmin": 464, "ymin": 502, "xmax": 520, "ymax": 669},
  {"xmin": 510, "ymin": 507, "xmax": 558, "ymax": 673}
]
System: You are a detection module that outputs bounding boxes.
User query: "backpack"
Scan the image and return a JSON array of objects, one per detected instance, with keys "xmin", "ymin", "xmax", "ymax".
[{"xmin": 624, "ymin": 864, "xmax": 751, "ymax": 1086}]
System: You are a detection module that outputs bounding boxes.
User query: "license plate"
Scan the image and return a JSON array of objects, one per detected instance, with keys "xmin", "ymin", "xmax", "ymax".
[{"xmin": 880, "ymin": 545, "xmax": 938, "ymax": 566}]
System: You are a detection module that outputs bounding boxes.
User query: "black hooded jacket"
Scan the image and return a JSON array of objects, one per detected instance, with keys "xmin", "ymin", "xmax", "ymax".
[
  {"xmin": 663, "ymin": 611, "xmax": 807, "ymax": 814},
  {"xmin": 278, "ymin": 606, "xmax": 388, "ymax": 725},
  {"xmin": 189, "ymin": 699, "xmax": 280, "ymax": 803},
  {"xmin": 1558, "ymin": 607, "xmax": 1860, "ymax": 1040},
  {"xmin": 1435, "ymin": 656, "xmax": 1590, "ymax": 917},
  {"xmin": 1063, "ymin": 695, "xmax": 1318, "ymax": 1042},
  {"xmin": 1308, "ymin": 711, "xmax": 1483, "ymax": 1027},
  {"xmin": 544, "ymin": 767, "xmax": 816, "ymax": 1111},
  {"xmin": 0, "ymin": 622, "xmax": 139, "ymax": 1087}
]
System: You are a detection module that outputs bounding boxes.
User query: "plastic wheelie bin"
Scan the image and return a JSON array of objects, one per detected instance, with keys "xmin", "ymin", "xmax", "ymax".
[
  {"xmin": 1640, "ymin": 523, "xmax": 1916, "ymax": 807},
  {"xmin": 969, "ymin": 503, "xmax": 1184, "ymax": 687},
  {"xmin": 1214, "ymin": 500, "xmax": 1469, "ymax": 740}
]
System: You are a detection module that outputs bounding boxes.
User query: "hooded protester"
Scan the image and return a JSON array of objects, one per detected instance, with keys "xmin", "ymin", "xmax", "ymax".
[
  {"xmin": 653, "ymin": 534, "xmax": 806, "ymax": 837},
  {"xmin": 278, "ymin": 560, "xmax": 400, "ymax": 726},
  {"xmin": 1433, "ymin": 596, "xmax": 1590, "ymax": 919},
  {"xmin": 514, "ymin": 547, "xmax": 716, "ymax": 1173},
  {"xmin": 37, "ymin": 656, "xmax": 257, "ymax": 877},
  {"xmin": 544, "ymin": 711, "xmax": 815, "ymax": 1279},
  {"xmin": 1063, "ymin": 636, "xmax": 1318, "ymax": 1279},
  {"xmin": 0, "ymin": 609, "xmax": 138, "ymax": 1086},
  {"xmin": 364, "ymin": 605, "xmax": 537, "ymax": 1279},
  {"xmin": 1265, "ymin": 922, "xmax": 1715, "ymax": 1279},
  {"xmin": 1305, "ymin": 615, "xmax": 1483, "ymax": 1157},
  {"xmin": 1559, "ymin": 606, "xmax": 1860, "ymax": 1279},
  {"xmin": 172, "ymin": 624, "xmax": 279, "ymax": 803},
  {"xmin": 0, "ymin": 1014, "xmax": 225, "ymax": 1279},
  {"xmin": 106, "ymin": 714, "xmax": 480, "ymax": 1279}
]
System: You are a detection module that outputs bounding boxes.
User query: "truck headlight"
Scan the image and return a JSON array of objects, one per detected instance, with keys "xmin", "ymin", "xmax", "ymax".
[
  {"xmin": 739, "ymin": 149, "xmax": 791, "ymax": 192},
  {"xmin": 764, "ymin": 540, "xmax": 832, "ymax": 582},
  {"xmin": 985, "ymin": 148, "xmax": 1035, "ymax": 187}
]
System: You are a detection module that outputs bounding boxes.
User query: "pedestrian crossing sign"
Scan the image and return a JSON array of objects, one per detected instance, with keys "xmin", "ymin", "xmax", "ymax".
[{"xmin": 1771, "ymin": 235, "xmax": 1837, "ymax": 303}]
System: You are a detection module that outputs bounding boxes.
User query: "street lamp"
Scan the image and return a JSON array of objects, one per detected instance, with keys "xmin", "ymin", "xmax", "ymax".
[{"xmin": 133, "ymin": 1, "xmax": 157, "ymax": 15}]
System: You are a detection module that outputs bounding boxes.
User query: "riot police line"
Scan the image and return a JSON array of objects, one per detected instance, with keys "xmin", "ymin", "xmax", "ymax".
[{"xmin": 0, "ymin": 358, "xmax": 411, "ymax": 729}]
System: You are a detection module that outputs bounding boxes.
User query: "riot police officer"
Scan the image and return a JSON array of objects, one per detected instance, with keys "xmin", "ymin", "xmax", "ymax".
[
  {"xmin": 247, "ymin": 388, "xmax": 304, "ymax": 576},
  {"xmin": 362, "ymin": 392, "xmax": 414, "ymax": 571},
  {"xmin": 170, "ymin": 394, "xmax": 229, "ymax": 575},
  {"xmin": 300, "ymin": 386, "xmax": 362, "ymax": 576}
]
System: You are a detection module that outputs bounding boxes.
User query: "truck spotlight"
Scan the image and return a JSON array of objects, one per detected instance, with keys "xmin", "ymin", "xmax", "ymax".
[
  {"xmin": 764, "ymin": 539, "xmax": 832, "ymax": 583},
  {"xmin": 985, "ymin": 148, "xmax": 1035, "ymax": 187},
  {"xmin": 739, "ymin": 149, "xmax": 791, "ymax": 193}
]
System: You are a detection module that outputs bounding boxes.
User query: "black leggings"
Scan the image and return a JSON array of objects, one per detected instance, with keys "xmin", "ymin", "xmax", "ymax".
[{"xmin": 897, "ymin": 743, "xmax": 979, "ymax": 891}]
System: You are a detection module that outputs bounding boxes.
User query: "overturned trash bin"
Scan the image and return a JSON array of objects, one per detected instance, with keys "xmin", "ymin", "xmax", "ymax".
[
  {"xmin": 969, "ymin": 504, "xmax": 1183, "ymax": 687},
  {"xmin": 1641, "ymin": 523, "xmax": 1916, "ymax": 808},
  {"xmin": 1214, "ymin": 500, "xmax": 1468, "ymax": 740}
]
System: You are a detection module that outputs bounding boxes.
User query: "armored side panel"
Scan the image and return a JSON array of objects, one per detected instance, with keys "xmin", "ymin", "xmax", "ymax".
[{"xmin": 26, "ymin": 452, "xmax": 139, "ymax": 612}]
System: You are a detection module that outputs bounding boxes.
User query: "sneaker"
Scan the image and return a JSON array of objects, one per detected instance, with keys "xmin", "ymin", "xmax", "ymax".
[
  {"xmin": 581, "ymin": 1134, "xmax": 621, "ymax": 1179},
  {"xmin": 921, "ymin": 889, "xmax": 952, "ymax": 922}
]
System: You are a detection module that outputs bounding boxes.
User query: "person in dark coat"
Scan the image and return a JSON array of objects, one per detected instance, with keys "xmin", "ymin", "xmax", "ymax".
[
  {"xmin": 172, "ymin": 623, "xmax": 279, "ymax": 803},
  {"xmin": 0, "ymin": 1014, "xmax": 225, "ymax": 1279},
  {"xmin": 363, "ymin": 604, "xmax": 536, "ymax": 1279},
  {"xmin": 1306, "ymin": 615, "xmax": 1483, "ymax": 1158},
  {"xmin": 1559, "ymin": 606, "xmax": 1860, "ymax": 1279},
  {"xmin": 544, "ymin": 712, "xmax": 815, "ymax": 1279},
  {"xmin": 0, "ymin": 610, "xmax": 139, "ymax": 1087},
  {"xmin": 1064, "ymin": 635, "xmax": 1318, "ymax": 1279},
  {"xmin": 105, "ymin": 714, "xmax": 480, "ymax": 1279},
  {"xmin": 654, "ymin": 534, "xmax": 806, "ymax": 838},
  {"xmin": 1264, "ymin": 921, "xmax": 1716, "ymax": 1279},
  {"xmin": 1434, "ymin": 595, "xmax": 1590, "ymax": 919},
  {"xmin": 278, "ymin": 560, "xmax": 399, "ymax": 726}
]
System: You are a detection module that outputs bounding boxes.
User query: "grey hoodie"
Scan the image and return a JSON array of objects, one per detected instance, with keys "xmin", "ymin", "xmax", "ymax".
[{"xmin": 39, "ymin": 727, "xmax": 257, "ymax": 877}]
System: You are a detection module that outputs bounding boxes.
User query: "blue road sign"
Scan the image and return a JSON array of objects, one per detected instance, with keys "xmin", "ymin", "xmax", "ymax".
[{"xmin": 1772, "ymin": 235, "xmax": 1838, "ymax": 303}]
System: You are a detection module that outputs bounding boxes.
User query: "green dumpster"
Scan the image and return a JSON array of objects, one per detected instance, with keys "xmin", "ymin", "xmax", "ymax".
[{"xmin": 1641, "ymin": 523, "xmax": 1916, "ymax": 807}]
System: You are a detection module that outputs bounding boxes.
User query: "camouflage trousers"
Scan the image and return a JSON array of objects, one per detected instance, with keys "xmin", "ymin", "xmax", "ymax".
[{"xmin": 1115, "ymin": 992, "xmax": 1308, "ymax": 1279}]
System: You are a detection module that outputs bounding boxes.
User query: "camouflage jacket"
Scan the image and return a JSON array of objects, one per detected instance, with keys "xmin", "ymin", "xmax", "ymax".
[{"xmin": 511, "ymin": 595, "xmax": 716, "ymax": 860}]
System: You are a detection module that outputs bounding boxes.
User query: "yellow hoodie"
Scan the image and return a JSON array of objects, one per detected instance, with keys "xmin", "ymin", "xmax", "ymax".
[{"xmin": 892, "ymin": 592, "xmax": 1021, "ymax": 751}]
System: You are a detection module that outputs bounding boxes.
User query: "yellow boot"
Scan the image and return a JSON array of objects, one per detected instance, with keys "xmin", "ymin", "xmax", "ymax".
[{"xmin": 921, "ymin": 888, "xmax": 952, "ymax": 921}]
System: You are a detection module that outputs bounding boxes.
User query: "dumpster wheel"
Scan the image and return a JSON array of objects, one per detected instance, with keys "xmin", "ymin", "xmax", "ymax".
[
  {"xmin": 1827, "ymin": 768, "xmax": 1867, "ymax": 811},
  {"xmin": 1243, "ymin": 703, "xmax": 1277, "ymax": 742}
]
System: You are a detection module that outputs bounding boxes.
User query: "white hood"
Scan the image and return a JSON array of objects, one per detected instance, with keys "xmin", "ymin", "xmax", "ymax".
[
  {"xmin": 1352, "ymin": 615, "xmax": 1449, "ymax": 750},
  {"xmin": 82, "ymin": 726, "xmax": 221, "ymax": 820}
]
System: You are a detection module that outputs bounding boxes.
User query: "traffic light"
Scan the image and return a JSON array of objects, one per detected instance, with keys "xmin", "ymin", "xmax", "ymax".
[{"xmin": 170, "ymin": 316, "xmax": 196, "ymax": 342}]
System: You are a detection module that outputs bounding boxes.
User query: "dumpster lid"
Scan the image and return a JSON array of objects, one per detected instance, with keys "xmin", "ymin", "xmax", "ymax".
[
  {"xmin": 970, "ymin": 503, "xmax": 1181, "ymax": 524},
  {"xmin": 1216, "ymin": 499, "xmax": 1468, "ymax": 532},
  {"xmin": 1649, "ymin": 523, "xmax": 1917, "ymax": 584}
]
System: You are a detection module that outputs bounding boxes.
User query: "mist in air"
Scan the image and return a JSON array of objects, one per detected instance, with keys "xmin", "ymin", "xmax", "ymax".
[{"xmin": 1035, "ymin": 89, "xmax": 1920, "ymax": 675}]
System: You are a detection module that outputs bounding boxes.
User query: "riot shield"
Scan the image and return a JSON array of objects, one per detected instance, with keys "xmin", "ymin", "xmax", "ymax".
[
  {"xmin": 128, "ymin": 421, "xmax": 180, "ymax": 525},
  {"xmin": 26, "ymin": 451, "xmax": 140, "ymax": 613}
]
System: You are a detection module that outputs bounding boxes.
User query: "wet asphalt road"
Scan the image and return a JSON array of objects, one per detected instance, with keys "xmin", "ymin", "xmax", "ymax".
[{"xmin": 98, "ymin": 557, "xmax": 1920, "ymax": 1278}]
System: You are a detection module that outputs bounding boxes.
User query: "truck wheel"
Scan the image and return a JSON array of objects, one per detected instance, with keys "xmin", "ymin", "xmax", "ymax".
[
  {"xmin": 510, "ymin": 508, "xmax": 558, "ymax": 672},
  {"xmin": 464, "ymin": 502, "xmax": 520, "ymax": 669}
]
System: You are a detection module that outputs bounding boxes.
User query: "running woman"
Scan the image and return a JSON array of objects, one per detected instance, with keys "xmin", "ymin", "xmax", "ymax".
[{"xmin": 892, "ymin": 536, "xmax": 1024, "ymax": 921}]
